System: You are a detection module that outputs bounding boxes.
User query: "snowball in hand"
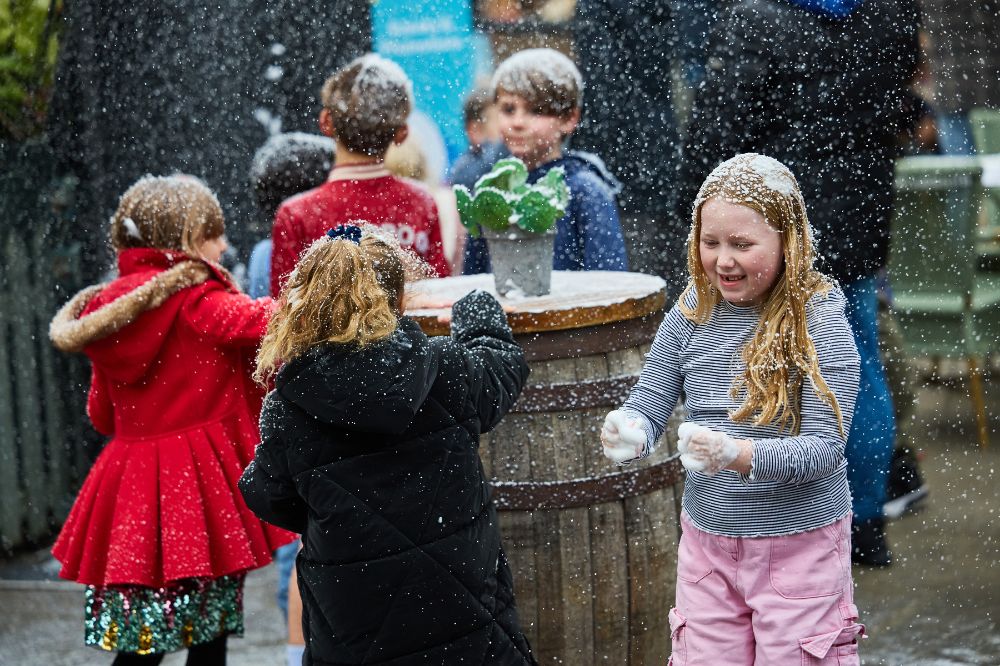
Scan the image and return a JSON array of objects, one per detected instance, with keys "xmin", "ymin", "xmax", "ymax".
[
  {"xmin": 601, "ymin": 410, "xmax": 646, "ymax": 463},
  {"xmin": 676, "ymin": 422, "xmax": 740, "ymax": 476}
]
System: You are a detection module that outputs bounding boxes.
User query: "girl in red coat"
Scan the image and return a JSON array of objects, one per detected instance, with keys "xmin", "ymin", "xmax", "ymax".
[{"xmin": 49, "ymin": 175, "xmax": 296, "ymax": 665}]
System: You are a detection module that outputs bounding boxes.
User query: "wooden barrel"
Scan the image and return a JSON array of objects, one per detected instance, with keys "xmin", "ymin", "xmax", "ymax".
[{"xmin": 407, "ymin": 271, "xmax": 684, "ymax": 665}]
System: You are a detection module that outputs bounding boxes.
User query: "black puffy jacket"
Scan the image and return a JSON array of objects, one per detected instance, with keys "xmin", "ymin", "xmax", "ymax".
[
  {"xmin": 669, "ymin": 0, "xmax": 920, "ymax": 292},
  {"xmin": 240, "ymin": 291, "xmax": 536, "ymax": 665}
]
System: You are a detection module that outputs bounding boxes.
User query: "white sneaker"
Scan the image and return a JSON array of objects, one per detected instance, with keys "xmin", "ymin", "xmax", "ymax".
[{"xmin": 883, "ymin": 485, "xmax": 929, "ymax": 519}]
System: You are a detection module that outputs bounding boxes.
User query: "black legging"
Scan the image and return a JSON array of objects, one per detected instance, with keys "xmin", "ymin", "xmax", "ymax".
[{"xmin": 111, "ymin": 635, "xmax": 227, "ymax": 666}]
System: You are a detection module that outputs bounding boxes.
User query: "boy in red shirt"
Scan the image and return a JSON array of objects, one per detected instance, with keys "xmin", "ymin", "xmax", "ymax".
[{"xmin": 270, "ymin": 54, "xmax": 450, "ymax": 295}]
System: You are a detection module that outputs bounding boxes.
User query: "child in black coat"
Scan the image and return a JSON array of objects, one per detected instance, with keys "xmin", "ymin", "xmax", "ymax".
[{"xmin": 239, "ymin": 224, "xmax": 536, "ymax": 665}]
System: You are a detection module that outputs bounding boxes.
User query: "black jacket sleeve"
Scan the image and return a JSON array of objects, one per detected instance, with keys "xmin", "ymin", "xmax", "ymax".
[
  {"xmin": 238, "ymin": 394, "xmax": 307, "ymax": 534},
  {"xmin": 448, "ymin": 290, "xmax": 530, "ymax": 433}
]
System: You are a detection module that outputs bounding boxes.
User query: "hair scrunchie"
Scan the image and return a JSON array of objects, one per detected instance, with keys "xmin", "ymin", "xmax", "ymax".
[{"xmin": 326, "ymin": 224, "xmax": 362, "ymax": 244}]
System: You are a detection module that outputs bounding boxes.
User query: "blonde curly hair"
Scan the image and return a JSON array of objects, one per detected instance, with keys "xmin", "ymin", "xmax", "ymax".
[
  {"xmin": 679, "ymin": 153, "xmax": 844, "ymax": 435},
  {"xmin": 254, "ymin": 225, "xmax": 418, "ymax": 383}
]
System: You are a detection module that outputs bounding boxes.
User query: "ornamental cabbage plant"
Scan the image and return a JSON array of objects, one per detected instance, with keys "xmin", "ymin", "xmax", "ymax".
[{"xmin": 454, "ymin": 157, "xmax": 570, "ymax": 237}]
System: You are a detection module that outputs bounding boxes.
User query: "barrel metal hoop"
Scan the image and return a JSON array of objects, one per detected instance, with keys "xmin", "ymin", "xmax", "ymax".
[
  {"xmin": 511, "ymin": 374, "xmax": 640, "ymax": 413},
  {"xmin": 491, "ymin": 456, "xmax": 684, "ymax": 511}
]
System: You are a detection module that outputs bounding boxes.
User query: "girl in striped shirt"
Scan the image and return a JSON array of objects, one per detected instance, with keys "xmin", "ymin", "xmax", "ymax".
[{"xmin": 602, "ymin": 154, "xmax": 863, "ymax": 665}]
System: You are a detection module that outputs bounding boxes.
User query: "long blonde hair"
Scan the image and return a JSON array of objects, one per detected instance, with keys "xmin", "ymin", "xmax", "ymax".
[
  {"xmin": 254, "ymin": 227, "xmax": 405, "ymax": 384},
  {"xmin": 679, "ymin": 153, "xmax": 844, "ymax": 435}
]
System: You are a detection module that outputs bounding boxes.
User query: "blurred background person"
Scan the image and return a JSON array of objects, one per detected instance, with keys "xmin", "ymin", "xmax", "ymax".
[
  {"xmin": 449, "ymin": 87, "xmax": 507, "ymax": 190},
  {"xmin": 247, "ymin": 132, "xmax": 336, "ymax": 298},
  {"xmin": 573, "ymin": 0, "xmax": 678, "ymax": 279},
  {"xmin": 918, "ymin": 0, "xmax": 1000, "ymax": 155},
  {"xmin": 386, "ymin": 129, "xmax": 466, "ymax": 274}
]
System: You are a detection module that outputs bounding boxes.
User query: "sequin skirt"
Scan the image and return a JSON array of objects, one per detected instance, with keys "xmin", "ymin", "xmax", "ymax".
[{"xmin": 85, "ymin": 574, "xmax": 245, "ymax": 655}]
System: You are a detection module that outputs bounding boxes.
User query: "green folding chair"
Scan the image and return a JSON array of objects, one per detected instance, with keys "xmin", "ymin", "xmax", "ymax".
[
  {"xmin": 970, "ymin": 108, "xmax": 1000, "ymax": 270},
  {"xmin": 890, "ymin": 156, "xmax": 1000, "ymax": 448},
  {"xmin": 970, "ymin": 108, "xmax": 1000, "ymax": 153}
]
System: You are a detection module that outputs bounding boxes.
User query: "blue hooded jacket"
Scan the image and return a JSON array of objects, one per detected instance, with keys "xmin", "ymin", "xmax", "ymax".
[{"xmin": 462, "ymin": 150, "xmax": 629, "ymax": 274}]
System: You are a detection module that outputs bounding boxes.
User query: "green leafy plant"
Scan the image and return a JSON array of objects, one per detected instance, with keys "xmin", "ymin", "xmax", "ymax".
[
  {"xmin": 0, "ymin": 0, "xmax": 62, "ymax": 140},
  {"xmin": 454, "ymin": 157, "xmax": 569, "ymax": 237}
]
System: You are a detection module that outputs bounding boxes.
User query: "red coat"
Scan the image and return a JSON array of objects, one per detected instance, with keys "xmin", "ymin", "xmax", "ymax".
[
  {"xmin": 50, "ymin": 248, "xmax": 296, "ymax": 588},
  {"xmin": 270, "ymin": 164, "xmax": 451, "ymax": 295}
]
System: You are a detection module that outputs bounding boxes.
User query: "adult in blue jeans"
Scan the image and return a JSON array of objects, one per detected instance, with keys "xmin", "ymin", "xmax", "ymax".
[
  {"xmin": 841, "ymin": 278, "xmax": 897, "ymax": 564},
  {"xmin": 673, "ymin": 0, "xmax": 920, "ymax": 565}
]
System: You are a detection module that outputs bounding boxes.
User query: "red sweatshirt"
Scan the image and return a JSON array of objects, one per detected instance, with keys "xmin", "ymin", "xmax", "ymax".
[{"xmin": 270, "ymin": 164, "xmax": 450, "ymax": 295}]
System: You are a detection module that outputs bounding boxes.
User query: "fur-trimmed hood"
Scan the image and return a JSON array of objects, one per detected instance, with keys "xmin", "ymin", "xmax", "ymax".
[
  {"xmin": 50, "ymin": 249, "xmax": 215, "ymax": 382},
  {"xmin": 50, "ymin": 261, "xmax": 211, "ymax": 353}
]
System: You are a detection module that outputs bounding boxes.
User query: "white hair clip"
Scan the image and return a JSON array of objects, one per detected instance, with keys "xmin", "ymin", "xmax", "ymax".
[{"xmin": 122, "ymin": 217, "xmax": 143, "ymax": 240}]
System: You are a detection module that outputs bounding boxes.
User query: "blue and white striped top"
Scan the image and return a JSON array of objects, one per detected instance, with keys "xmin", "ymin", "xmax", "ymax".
[{"xmin": 622, "ymin": 286, "xmax": 861, "ymax": 537}]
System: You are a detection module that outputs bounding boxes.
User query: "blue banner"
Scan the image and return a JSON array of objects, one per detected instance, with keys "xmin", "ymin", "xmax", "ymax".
[{"xmin": 371, "ymin": 0, "xmax": 478, "ymax": 173}]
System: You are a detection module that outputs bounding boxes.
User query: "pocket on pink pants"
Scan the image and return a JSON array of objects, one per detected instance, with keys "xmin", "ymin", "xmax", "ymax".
[
  {"xmin": 797, "ymin": 602, "xmax": 865, "ymax": 664},
  {"xmin": 668, "ymin": 607, "xmax": 688, "ymax": 665},
  {"xmin": 770, "ymin": 520, "xmax": 847, "ymax": 599},
  {"xmin": 798, "ymin": 622, "xmax": 863, "ymax": 664}
]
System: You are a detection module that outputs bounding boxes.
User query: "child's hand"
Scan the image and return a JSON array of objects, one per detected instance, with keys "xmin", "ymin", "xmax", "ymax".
[
  {"xmin": 601, "ymin": 410, "xmax": 647, "ymax": 464},
  {"xmin": 677, "ymin": 423, "xmax": 741, "ymax": 476}
]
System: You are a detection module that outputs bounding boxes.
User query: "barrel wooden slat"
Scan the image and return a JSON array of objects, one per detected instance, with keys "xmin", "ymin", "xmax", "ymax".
[
  {"xmin": 479, "ymin": 432, "xmax": 494, "ymax": 478},
  {"xmin": 522, "ymin": 360, "xmax": 562, "ymax": 662},
  {"xmin": 626, "ymin": 485, "xmax": 679, "ymax": 664},
  {"xmin": 408, "ymin": 272, "xmax": 680, "ymax": 665},
  {"xmin": 572, "ymin": 350, "xmax": 629, "ymax": 663},
  {"xmin": 503, "ymin": 509, "xmax": 539, "ymax": 642},
  {"xmin": 487, "ymin": 410, "xmax": 539, "ymax": 644},
  {"xmin": 530, "ymin": 509, "xmax": 563, "ymax": 661},
  {"xmin": 553, "ymin": 356, "xmax": 596, "ymax": 663},
  {"xmin": 589, "ymin": 503, "xmax": 630, "ymax": 662},
  {"xmin": 605, "ymin": 345, "xmax": 648, "ymax": 379},
  {"xmin": 574, "ymin": 354, "xmax": 609, "ymax": 477}
]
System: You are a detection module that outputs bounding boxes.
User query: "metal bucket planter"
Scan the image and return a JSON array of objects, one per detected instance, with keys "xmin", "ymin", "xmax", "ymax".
[{"xmin": 483, "ymin": 226, "xmax": 556, "ymax": 297}]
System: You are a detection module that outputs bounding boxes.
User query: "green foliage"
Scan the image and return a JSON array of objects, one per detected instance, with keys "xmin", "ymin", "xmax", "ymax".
[
  {"xmin": 470, "ymin": 187, "xmax": 513, "ymax": 233},
  {"xmin": 454, "ymin": 156, "xmax": 569, "ymax": 235},
  {"xmin": 0, "ymin": 0, "xmax": 62, "ymax": 140},
  {"xmin": 474, "ymin": 157, "xmax": 527, "ymax": 192},
  {"xmin": 513, "ymin": 189, "xmax": 563, "ymax": 233}
]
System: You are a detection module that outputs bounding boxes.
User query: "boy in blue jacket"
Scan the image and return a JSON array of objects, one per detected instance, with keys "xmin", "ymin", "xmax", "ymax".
[{"xmin": 463, "ymin": 48, "xmax": 629, "ymax": 274}]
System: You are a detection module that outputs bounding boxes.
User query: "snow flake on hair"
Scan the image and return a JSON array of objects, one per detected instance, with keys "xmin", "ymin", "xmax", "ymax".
[
  {"xmin": 350, "ymin": 53, "xmax": 413, "ymax": 107},
  {"xmin": 249, "ymin": 132, "xmax": 335, "ymax": 182},
  {"xmin": 700, "ymin": 153, "xmax": 797, "ymax": 200},
  {"xmin": 694, "ymin": 153, "xmax": 805, "ymax": 225},
  {"xmin": 491, "ymin": 48, "xmax": 583, "ymax": 101},
  {"xmin": 358, "ymin": 222, "xmax": 435, "ymax": 283}
]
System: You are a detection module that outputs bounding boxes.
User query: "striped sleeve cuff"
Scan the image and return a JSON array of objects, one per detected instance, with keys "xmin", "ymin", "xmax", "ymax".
[
  {"xmin": 749, "ymin": 439, "xmax": 781, "ymax": 483},
  {"xmin": 621, "ymin": 408, "xmax": 657, "ymax": 459}
]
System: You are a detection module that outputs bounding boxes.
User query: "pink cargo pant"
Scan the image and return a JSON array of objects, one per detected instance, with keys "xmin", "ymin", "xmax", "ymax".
[{"xmin": 669, "ymin": 512, "xmax": 864, "ymax": 665}]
